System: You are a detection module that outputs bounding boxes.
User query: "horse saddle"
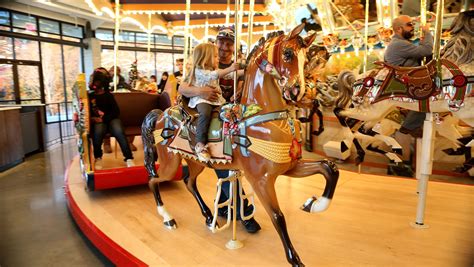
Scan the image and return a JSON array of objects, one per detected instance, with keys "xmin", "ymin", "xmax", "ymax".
[
  {"xmin": 375, "ymin": 60, "xmax": 439, "ymax": 100},
  {"xmin": 178, "ymin": 97, "xmax": 223, "ymax": 145},
  {"xmin": 163, "ymin": 99, "xmax": 233, "ymax": 163}
]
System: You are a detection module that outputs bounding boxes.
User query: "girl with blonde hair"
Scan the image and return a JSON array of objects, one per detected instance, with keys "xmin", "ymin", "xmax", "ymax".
[{"xmin": 186, "ymin": 42, "xmax": 242, "ymax": 162}]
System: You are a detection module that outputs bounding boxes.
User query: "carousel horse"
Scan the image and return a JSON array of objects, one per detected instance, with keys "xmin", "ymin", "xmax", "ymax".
[
  {"xmin": 291, "ymin": 45, "xmax": 335, "ymax": 136},
  {"xmin": 142, "ymin": 24, "xmax": 339, "ymax": 266},
  {"xmin": 338, "ymin": 10, "xmax": 474, "ymax": 172}
]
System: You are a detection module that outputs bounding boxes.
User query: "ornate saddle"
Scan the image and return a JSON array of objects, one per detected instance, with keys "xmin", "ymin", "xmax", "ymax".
[{"xmin": 374, "ymin": 60, "xmax": 439, "ymax": 100}]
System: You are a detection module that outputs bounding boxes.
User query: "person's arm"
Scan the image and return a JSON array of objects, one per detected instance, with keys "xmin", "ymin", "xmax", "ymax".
[
  {"xmin": 397, "ymin": 31, "xmax": 433, "ymax": 59},
  {"xmin": 179, "ymin": 82, "xmax": 221, "ymax": 102},
  {"xmin": 215, "ymin": 63, "xmax": 239, "ymax": 78}
]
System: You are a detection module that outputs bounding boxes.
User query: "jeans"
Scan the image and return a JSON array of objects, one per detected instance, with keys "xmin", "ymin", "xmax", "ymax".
[
  {"xmin": 196, "ymin": 103, "xmax": 213, "ymax": 144},
  {"xmin": 92, "ymin": 118, "xmax": 133, "ymax": 161},
  {"xmin": 215, "ymin": 169, "xmax": 254, "ymax": 219}
]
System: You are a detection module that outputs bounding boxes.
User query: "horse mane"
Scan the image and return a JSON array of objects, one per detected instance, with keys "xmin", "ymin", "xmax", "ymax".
[
  {"xmin": 246, "ymin": 30, "xmax": 285, "ymax": 65},
  {"xmin": 441, "ymin": 10, "xmax": 474, "ymax": 66},
  {"xmin": 336, "ymin": 70, "xmax": 355, "ymax": 108}
]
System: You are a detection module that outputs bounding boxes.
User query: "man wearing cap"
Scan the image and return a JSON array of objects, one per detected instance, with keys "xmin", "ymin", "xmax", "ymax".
[{"xmin": 179, "ymin": 27, "xmax": 261, "ymax": 233}]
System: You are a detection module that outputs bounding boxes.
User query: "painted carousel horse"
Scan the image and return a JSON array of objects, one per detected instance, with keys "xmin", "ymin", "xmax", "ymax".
[
  {"xmin": 339, "ymin": 10, "xmax": 474, "ymax": 172},
  {"xmin": 289, "ymin": 44, "xmax": 335, "ymax": 136},
  {"xmin": 142, "ymin": 24, "xmax": 339, "ymax": 266}
]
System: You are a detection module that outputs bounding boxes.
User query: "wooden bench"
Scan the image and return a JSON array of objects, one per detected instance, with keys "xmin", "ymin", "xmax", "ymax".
[{"xmin": 112, "ymin": 91, "xmax": 171, "ymax": 138}]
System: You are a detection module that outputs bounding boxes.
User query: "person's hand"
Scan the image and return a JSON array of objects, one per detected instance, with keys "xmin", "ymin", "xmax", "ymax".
[
  {"xmin": 421, "ymin": 24, "xmax": 431, "ymax": 33},
  {"xmin": 200, "ymin": 86, "xmax": 221, "ymax": 102},
  {"xmin": 91, "ymin": 117, "xmax": 103, "ymax": 123},
  {"xmin": 232, "ymin": 63, "xmax": 240, "ymax": 71}
]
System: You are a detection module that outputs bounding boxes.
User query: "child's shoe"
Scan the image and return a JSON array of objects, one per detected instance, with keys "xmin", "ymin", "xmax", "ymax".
[
  {"xmin": 195, "ymin": 143, "xmax": 211, "ymax": 162},
  {"xmin": 126, "ymin": 159, "xmax": 135, "ymax": 167}
]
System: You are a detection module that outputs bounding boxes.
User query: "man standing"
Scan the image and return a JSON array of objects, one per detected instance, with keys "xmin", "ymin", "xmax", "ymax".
[
  {"xmin": 179, "ymin": 27, "xmax": 261, "ymax": 233},
  {"xmin": 384, "ymin": 15, "xmax": 433, "ymax": 176}
]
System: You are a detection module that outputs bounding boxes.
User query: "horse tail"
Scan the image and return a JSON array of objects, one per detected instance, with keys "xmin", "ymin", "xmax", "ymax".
[
  {"xmin": 336, "ymin": 70, "xmax": 355, "ymax": 108},
  {"xmin": 141, "ymin": 109, "xmax": 163, "ymax": 178}
]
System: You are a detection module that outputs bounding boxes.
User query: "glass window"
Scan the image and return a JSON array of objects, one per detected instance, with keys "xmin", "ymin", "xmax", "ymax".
[
  {"xmin": 18, "ymin": 65, "xmax": 41, "ymax": 104},
  {"xmin": 173, "ymin": 36, "xmax": 185, "ymax": 47},
  {"xmin": 135, "ymin": 32, "xmax": 149, "ymax": 43},
  {"xmin": 14, "ymin": 38, "xmax": 39, "ymax": 61},
  {"xmin": 136, "ymin": 51, "xmax": 154, "ymax": 77},
  {"xmin": 119, "ymin": 31, "xmax": 134, "ymax": 42},
  {"xmin": 39, "ymin": 18, "xmax": 60, "ymax": 34},
  {"xmin": 95, "ymin": 29, "xmax": 113, "ymax": 41},
  {"xmin": 156, "ymin": 52, "xmax": 173, "ymax": 73},
  {"xmin": 101, "ymin": 49, "xmax": 136, "ymax": 84},
  {"xmin": 0, "ymin": 36, "xmax": 13, "ymax": 59},
  {"xmin": 41, "ymin": 42, "xmax": 64, "ymax": 108},
  {"xmin": 0, "ymin": 10, "xmax": 10, "ymax": 26},
  {"xmin": 63, "ymin": 45, "xmax": 81, "ymax": 102},
  {"xmin": 0, "ymin": 63, "xmax": 15, "ymax": 103},
  {"xmin": 12, "ymin": 13, "xmax": 37, "ymax": 33},
  {"xmin": 155, "ymin": 34, "xmax": 172, "ymax": 45},
  {"xmin": 62, "ymin": 23, "xmax": 83, "ymax": 38}
]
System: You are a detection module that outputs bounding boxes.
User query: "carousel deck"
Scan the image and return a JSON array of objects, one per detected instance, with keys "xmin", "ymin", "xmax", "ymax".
[{"xmin": 65, "ymin": 140, "xmax": 473, "ymax": 266}]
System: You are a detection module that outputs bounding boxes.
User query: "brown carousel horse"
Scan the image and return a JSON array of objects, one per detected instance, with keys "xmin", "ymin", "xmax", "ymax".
[{"xmin": 142, "ymin": 24, "xmax": 339, "ymax": 266}]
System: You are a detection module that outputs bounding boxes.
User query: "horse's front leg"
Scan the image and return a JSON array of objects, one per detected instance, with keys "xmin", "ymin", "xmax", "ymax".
[
  {"xmin": 183, "ymin": 160, "xmax": 214, "ymax": 229},
  {"xmin": 285, "ymin": 159, "xmax": 339, "ymax": 213},
  {"xmin": 246, "ymin": 173, "xmax": 304, "ymax": 267}
]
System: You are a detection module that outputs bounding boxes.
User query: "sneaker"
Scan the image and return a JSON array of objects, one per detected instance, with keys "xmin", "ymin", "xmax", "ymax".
[
  {"xmin": 195, "ymin": 143, "xmax": 211, "ymax": 162},
  {"xmin": 241, "ymin": 218, "xmax": 261, "ymax": 233},
  {"xmin": 95, "ymin": 158, "xmax": 103, "ymax": 170},
  {"xmin": 126, "ymin": 159, "xmax": 135, "ymax": 167}
]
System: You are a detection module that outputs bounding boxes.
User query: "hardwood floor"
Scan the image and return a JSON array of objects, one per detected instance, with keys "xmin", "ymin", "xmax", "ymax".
[{"xmin": 67, "ymin": 154, "xmax": 474, "ymax": 266}]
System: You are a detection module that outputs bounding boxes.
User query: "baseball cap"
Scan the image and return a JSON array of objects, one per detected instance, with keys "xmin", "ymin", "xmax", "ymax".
[{"xmin": 216, "ymin": 26, "xmax": 235, "ymax": 42}]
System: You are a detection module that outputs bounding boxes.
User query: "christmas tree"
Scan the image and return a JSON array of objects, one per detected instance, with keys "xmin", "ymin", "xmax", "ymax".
[{"xmin": 129, "ymin": 60, "xmax": 138, "ymax": 89}]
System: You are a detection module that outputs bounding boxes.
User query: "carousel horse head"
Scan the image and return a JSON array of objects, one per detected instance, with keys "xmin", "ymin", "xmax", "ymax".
[{"xmin": 245, "ymin": 23, "xmax": 316, "ymax": 104}]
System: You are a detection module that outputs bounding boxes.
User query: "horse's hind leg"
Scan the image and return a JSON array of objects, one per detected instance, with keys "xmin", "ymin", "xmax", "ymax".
[
  {"xmin": 285, "ymin": 159, "xmax": 339, "ymax": 213},
  {"xmin": 183, "ymin": 160, "xmax": 214, "ymax": 229},
  {"xmin": 247, "ymin": 173, "xmax": 304, "ymax": 267}
]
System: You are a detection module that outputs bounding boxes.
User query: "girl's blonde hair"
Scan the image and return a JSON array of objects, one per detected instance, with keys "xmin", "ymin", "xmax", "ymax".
[{"xmin": 185, "ymin": 43, "xmax": 216, "ymax": 85}]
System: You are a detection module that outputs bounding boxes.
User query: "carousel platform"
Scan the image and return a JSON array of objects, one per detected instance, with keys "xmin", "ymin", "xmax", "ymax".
[{"xmin": 65, "ymin": 140, "xmax": 473, "ymax": 266}]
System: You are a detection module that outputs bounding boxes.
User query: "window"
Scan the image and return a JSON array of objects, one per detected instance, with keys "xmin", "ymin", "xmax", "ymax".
[
  {"xmin": 0, "ymin": 36, "xmax": 13, "ymax": 59},
  {"xmin": 0, "ymin": 10, "xmax": 10, "ymax": 25},
  {"xmin": 12, "ymin": 12, "xmax": 37, "ymax": 35},
  {"xmin": 62, "ymin": 23, "xmax": 83, "ymax": 38},
  {"xmin": 39, "ymin": 18, "xmax": 60, "ymax": 34},
  {"xmin": 14, "ymin": 38, "xmax": 39, "ymax": 61},
  {"xmin": 119, "ymin": 31, "xmax": 135, "ymax": 46},
  {"xmin": 0, "ymin": 63, "xmax": 15, "ymax": 103},
  {"xmin": 173, "ymin": 36, "xmax": 185, "ymax": 46},
  {"xmin": 95, "ymin": 29, "xmax": 113, "ymax": 41}
]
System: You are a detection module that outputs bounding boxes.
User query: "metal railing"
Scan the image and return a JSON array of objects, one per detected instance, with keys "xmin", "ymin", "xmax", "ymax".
[{"xmin": 45, "ymin": 101, "xmax": 76, "ymax": 147}]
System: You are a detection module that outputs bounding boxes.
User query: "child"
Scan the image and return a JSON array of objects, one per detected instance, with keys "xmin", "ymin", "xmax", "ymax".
[{"xmin": 186, "ymin": 43, "xmax": 243, "ymax": 162}]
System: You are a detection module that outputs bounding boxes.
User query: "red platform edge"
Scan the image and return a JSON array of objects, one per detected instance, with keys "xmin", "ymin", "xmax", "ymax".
[
  {"xmin": 64, "ymin": 158, "xmax": 148, "ymax": 267},
  {"xmin": 93, "ymin": 163, "xmax": 183, "ymax": 190}
]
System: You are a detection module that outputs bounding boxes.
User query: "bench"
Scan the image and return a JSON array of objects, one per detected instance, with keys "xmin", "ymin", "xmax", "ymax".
[{"xmin": 112, "ymin": 91, "xmax": 171, "ymax": 138}]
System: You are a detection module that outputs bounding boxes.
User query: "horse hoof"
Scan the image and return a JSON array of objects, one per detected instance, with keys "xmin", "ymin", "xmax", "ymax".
[
  {"xmin": 301, "ymin": 196, "xmax": 331, "ymax": 213},
  {"xmin": 164, "ymin": 219, "xmax": 177, "ymax": 230}
]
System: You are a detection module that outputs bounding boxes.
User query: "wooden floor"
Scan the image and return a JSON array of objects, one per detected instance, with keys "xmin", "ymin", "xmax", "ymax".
[{"xmin": 67, "ymin": 154, "xmax": 473, "ymax": 266}]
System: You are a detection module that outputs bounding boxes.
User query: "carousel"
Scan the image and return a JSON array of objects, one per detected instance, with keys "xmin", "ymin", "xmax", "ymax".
[{"xmin": 65, "ymin": 0, "xmax": 473, "ymax": 266}]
